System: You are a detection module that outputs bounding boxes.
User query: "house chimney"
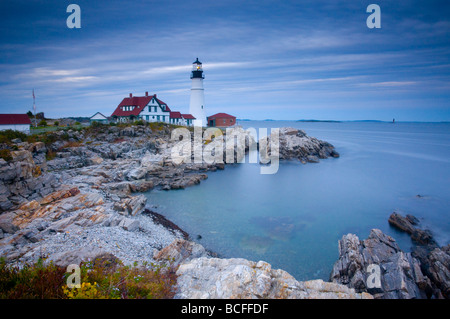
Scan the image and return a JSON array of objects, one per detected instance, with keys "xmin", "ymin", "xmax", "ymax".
[
  {"xmin": 129, "ymin": 93, "xmax": 132, "ymax": 98},
  {"xmin": 145, "ymin": 91, "xmax": 148, "ymax": 97}
]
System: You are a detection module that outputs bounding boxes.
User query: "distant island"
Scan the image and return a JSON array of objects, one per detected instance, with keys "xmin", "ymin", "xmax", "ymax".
[{"xmin": 296, "ymin": 119, "xmax": 342, "ymax": 123}]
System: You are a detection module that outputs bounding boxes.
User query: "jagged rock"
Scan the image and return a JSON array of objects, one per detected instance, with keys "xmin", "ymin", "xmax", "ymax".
[
  {"xmin": 423, "ymin": 245, "xmax": 450, "ymax": 298},
  {"xmin": 388, "ymin": 212, "xmax": 437, "ymax": 247},
  {"xmin": 154, "ymin": 239, "xmax": 208, "ymax": 266},
  {"xmin": 119, "ymin": 127, "xmax": 135, "ymax": 137},
  {"xmin": 113, "ymin": 194, "xmax": 147, "ymax": 216},
  {"xmin": 259, "ymin": 127, "xmax": 339, "ymax": 163},
  {"xmin": 129, "ymin": 180, "xmax": 154, "ymax": 193},
  {"xmin": 127, "ymin": 167, "xmax": 147, "ymax": 180},
  {"xmin": 413, "ymin": 244, "xmax": 450, "ymax": 299},
  {"xmin": 169, "ymin": 174, "xmax": 208, "ymax": 189},
  {"xmin": 388, "ymin": 212, "xmax": 449, "ymax": 298},
  {"xmin": 29, "ymin": 142, "xmax": 46, "ymax": 153},
  {"xmin": 0, "ymin": 212, "xmax": 19, "ymax": 234},
  {"xmin": 175, "ymin": 257, "xmax": 373, "ymax": 299},
  {"xmin": 106, "ymin": 182, "xmax": 132, "ymax": 197},
  {"xmin": 40, "ymin": 187, "xmax": 80, "ymax": 205},
  {"xmin": 330, "ymin": 229, "xmax": 430, "ymax": 299}
]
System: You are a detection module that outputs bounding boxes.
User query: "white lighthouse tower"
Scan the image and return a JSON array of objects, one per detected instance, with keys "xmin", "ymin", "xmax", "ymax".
[{"xmin": 189, "ymin": 58, "xmax": 207, "ymax": 126}]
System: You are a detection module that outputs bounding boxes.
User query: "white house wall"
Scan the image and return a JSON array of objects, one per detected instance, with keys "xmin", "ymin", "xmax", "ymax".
[
  {"xmin": 0, "ymin": 124, "xmax": 30, "ymax": 134},
  {"xmin": 139, "ymin": 100, "xmax": 170, "ymax": 123}
]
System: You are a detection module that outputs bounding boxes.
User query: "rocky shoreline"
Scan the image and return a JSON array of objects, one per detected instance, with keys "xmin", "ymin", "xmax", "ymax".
[{"xmin": 0, "ymin": 124, "xmax": 448, "ymax": 299}]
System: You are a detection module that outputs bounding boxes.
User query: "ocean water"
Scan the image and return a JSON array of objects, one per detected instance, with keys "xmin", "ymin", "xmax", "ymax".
[{"xmin": 144, "ymin": 121, "xmax": 450, "ymax": 281}]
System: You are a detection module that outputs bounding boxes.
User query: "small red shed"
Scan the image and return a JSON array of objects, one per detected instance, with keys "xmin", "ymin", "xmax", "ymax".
[{"xmin": 207, "ymin": 113, "xmax": 236, "ymax": 127}]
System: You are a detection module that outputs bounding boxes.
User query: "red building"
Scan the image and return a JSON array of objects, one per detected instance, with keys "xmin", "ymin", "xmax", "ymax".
[
  {"xmin": 207, "ymin": 113, "xmax": 236, "ymax": 127},
  {"xmin": 0, "ymin": 114, "xmax": 32, "ymax": 134}
]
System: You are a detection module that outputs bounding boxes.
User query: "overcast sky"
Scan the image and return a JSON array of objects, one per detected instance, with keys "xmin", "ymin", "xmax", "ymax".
[{"xmin": 0, "ymin": 0, "xmax": 449, "ymax": 121}]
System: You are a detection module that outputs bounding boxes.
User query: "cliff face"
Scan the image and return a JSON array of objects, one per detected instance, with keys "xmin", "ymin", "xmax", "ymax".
[{"xmin": 0, "ymin": 143, "xmax": 60, "ymax": 212}]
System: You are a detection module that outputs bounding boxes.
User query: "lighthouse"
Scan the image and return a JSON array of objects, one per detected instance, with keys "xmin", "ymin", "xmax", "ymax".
[{"xmin": 189, "ymin": 58, "xmax": 207, "ymax": 126}]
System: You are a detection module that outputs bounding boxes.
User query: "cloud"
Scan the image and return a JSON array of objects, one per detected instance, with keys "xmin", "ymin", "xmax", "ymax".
[{"xmin": 357, "ymin": 81, "xmax": 418, "ymax": 87}]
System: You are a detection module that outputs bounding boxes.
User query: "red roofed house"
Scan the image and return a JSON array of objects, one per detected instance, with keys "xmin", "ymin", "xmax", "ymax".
[
  {"xmin": 207, "ymin": 113, "xmax": 236, "ymax": 128},
  {"xmin": 111, "ymin": 92, "xmax": 195, "ymax": 126},
  {"xmin": 0, "ymin": 114, "xmax": 32, "ymax": 134}
]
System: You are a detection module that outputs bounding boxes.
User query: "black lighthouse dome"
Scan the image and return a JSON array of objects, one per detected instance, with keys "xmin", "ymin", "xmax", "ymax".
[{"xmin": 191, "ymin": 57, "xmax": 204, "ymax": 79}]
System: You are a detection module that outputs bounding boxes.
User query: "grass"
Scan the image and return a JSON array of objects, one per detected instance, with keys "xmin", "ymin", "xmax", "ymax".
[{"xmin": 0, "ymin": 255, "xmax": 178, "ymax": 299}]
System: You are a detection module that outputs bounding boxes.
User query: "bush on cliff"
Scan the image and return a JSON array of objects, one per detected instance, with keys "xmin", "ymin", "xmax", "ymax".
[
  {"xmin": 0, "ymin": 256, "xmax": 178, "ymax": 299},
  {"xmin": 0, "ymin": 258, "xmax": 67, "ymax": 298},
  {"xmin": 0, "ymin": 130, "xmax": 27, "ymax": 145},
  {"xmin": 0, "ymin": 149, "xmax": 12, "ymax": 162}
]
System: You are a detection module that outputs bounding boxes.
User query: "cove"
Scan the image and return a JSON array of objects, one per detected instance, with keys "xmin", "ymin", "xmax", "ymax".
[{"xmin": 144, "ymin": 121, "xmax": 450, "ymax": 281}]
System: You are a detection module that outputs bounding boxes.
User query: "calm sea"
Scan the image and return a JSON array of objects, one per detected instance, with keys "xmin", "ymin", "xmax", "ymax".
[{"xmin": 145, "ymin": 121, "xmax": 450, "ymax": 281}]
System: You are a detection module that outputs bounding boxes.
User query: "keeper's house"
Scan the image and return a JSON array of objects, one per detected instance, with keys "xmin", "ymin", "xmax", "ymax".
[
  {"xmin": 0, "ymin": 114, "xmax": 32, "ymax": 134},
  {"xmin": 111, "ymin": 92, "xmax": 195, "ymax": 126}
]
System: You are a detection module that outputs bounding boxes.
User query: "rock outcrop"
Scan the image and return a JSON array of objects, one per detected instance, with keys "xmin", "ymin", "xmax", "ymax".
[
  {"xmin": 0, "ymin": 148, "xmax": 60, "ymax": 212},
  {"xmin": 388, "ymin": 212, "xmax": 449, "ymax": 298},
  {"xmin": 388, "ymin": 212, "xmax": 437, "ymax": 247},
  {"xmin": 415, "ymin": 245, "xmax": 450, "ymax": 298},
  {"xmin": 175, "ymin": 257, "xmax": 372, "ymax": 299},
  {"xmin": 258, "ymin": 127, "xmax": 339, "ymax": 164},
  {"xmin": 330, "ymin": 229, "xmax": 433, "ymax": 299}
]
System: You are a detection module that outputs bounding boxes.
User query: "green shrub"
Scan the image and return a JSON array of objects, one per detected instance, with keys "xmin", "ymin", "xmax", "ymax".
[
  {"xmin": 38, "ymin": 120, "xmax": 47, "ymax": 127},
  {"xmin": 68, "ymin": 256, "xmax": 178, "ymax": 299},
  {"xmin": 0, "ymin": 149, "xmax": 12, "ymax": 162},
  {"xmin": 0, "ymin": 258, "xmax": 67, "ymax": 299},
  {"xmin": 0, "ymin": 129, "xmax": 27, "ymax": 144},
  {"xmin": 0, "ymin": 256, "xmax": 178, "ymax": 299}
]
